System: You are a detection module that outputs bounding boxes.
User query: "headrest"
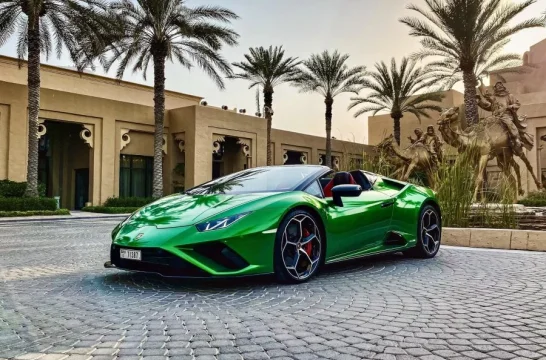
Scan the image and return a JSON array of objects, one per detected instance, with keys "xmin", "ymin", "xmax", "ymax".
[{"xmin": 333, "ymin": 172, "xmax": 354, "ymax": 185}]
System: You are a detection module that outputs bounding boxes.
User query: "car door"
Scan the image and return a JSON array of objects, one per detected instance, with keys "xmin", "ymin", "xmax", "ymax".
[{"xmin": 324, "ymin": 188, "xmax": 395, "ymax": 262}]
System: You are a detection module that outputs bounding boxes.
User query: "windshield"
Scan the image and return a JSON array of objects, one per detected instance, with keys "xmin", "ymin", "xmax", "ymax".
[{"xmin": 186, "ymin": 167, "xmax": 320, "ymax": 195}]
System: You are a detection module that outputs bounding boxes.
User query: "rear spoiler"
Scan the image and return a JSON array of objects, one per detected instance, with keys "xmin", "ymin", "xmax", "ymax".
[{"xmin": 381, "ymin": 176, "xmax": 408, "ymax": 189}]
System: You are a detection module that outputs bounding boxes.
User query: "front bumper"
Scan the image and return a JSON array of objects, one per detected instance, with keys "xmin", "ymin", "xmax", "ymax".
[
  {"xmin": 107, "ymin": 224, "xmax": 276, "ymax": 277},
  {"xmin": 108, "ymin": 245, "xmax": 212, "ymax": 277}
]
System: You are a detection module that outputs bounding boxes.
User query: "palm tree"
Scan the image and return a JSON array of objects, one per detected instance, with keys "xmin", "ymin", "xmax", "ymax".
[
  {"xmin": 348, "ymin": 57, "xmax": 443, "ymax": 145},
  {"xmin": 0, "ymin": 0, "xmax": 112, "ymax": 197},
  {"xmin": 231, "ymin": 46, "xmax": 300, "ymax": 165},
  {"xmin": 106, "ymin": 0, "xmax": 239, "ymax": 199},
  {"xmin": 292, "ymin": 51, "xmax": 366, "ymax": 168},
  {"xmin": 401, "ymin": 0, "xmax": 544, "ymax": 126},
  {"xmin": 425, "ymin": 39, "xmax": 529, "ymax": 91}
]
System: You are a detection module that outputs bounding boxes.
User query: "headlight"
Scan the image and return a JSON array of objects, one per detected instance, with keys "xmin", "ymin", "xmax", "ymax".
[
  {"xmin": 196, "ymin": 212, "xmax": 250, "ymax": 232},
  {"xmin": 111, "ymin": 213, "xmax": 135, "ymax": 240}
]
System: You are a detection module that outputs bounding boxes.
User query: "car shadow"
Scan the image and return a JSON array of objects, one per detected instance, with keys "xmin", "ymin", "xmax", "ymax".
[{"xmin": 101, "ymin": 251, "xmax": 414, "ymax": 291}]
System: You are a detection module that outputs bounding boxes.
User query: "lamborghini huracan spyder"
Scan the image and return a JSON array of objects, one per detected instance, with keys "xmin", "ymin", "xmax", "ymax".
[{"xmin": 105, "ymin": 165, "xmax": 441, "ymax": 283}]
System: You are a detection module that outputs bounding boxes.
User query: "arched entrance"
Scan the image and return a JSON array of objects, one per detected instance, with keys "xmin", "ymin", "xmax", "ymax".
[
  {"xmin": 38, "ymin": 120, "xmax": 92, "ymax": 209},
  {"xmin": 212, "ymin": 135, "xmax": 251, "ymax": 180},
  {"xmin": 283, "ymin": 150, "xmax": 308, "ymax": 165}
]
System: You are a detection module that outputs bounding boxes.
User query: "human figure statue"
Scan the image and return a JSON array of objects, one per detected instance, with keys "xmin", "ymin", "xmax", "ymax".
[
  {"xmin": 476, "ymin": 82, "xmax": 531, "ymax": 155},
  {"xmin": 408, "ymin": 128, "xmax": 425, "ymax": 145},
  {"xmin": 424, "ymin": 125, "xmax": 443, "ymax": 164}
]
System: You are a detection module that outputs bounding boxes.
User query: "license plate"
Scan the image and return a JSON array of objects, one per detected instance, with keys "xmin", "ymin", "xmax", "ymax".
[{"xmin": 120, "ymin": 249, "xmax": 141, "ymax": 261}]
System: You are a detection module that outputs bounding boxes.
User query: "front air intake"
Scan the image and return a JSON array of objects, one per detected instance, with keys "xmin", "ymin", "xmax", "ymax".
[{"xmin": 191, "ymin": 242, "xmax": 249, "ymax": 270}]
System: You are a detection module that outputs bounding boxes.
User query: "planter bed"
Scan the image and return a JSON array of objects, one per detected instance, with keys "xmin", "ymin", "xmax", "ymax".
[
  {"xmin": 0, "ymin": 209, "xmax": 70, "ymax": 217},
  {"xmin": 82, "ymin": 206, "xmax": 137, "ymax": 214},
  {"xmin": 443, "ymin": 227, "xmax": 546, "ymax": 251}
]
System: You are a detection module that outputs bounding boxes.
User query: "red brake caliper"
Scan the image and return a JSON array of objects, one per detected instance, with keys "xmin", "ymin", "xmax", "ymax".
[{"xmin": 302, "ymin": 228, "xmax": 313, "ymax": 256}]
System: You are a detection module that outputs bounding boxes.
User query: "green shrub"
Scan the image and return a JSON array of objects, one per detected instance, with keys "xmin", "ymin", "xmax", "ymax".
[
  {"xmin": 434, "ymin": 145, "xmax": 518, "ymax": 229},
  {"xmin": 82, "ymin": 206, "xmax": 138, "ymax": 214},
  {"xmin": 103, "ymin": 197, "xmax": 154, "ymax": 207},
  {"xmin": 38, "ymin": 183, "xmax": 46, "ymax": 197},
  {"xmin": 518, "ymin": 198, "xmax": 546, "ymax": 207},
  {"xmin": 0, "ymin": 197, "xmax": 57, "ymax": 211},
  {"xmin": 0, "ymin": 209, "xmax": 70, "ymax": 217},
  {"xmin": 0, "ymin": 180, "xmax": 27, "ymax": 197},
  {"xmin": 518, "ymin": 191, "xmax": 546, "ymax": 207},
  {"xmin": 0, "ymin": 180, "xmax": 47, "ymax": 197},
  {"xmin": 434, "ymin": 146, "xmax": 479, "ymax": 228}
]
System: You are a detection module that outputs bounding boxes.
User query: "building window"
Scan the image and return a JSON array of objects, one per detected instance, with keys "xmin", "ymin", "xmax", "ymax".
[{"xmin": 119, "ymin": 155, "xmax": 153, "ymax": 198}]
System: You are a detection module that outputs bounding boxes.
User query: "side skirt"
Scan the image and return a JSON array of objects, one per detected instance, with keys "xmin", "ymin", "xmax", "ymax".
[{"xmin": 325, "ymin": 245, "xmax": 411, "ymax": 264}]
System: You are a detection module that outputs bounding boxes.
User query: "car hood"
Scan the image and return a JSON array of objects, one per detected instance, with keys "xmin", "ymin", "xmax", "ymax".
[{"xmin": 126, "ymin": 192, "xmax": 276, "ymax": 228}]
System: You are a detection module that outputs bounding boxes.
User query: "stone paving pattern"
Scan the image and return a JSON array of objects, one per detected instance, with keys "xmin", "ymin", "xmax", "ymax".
[{"xmin": 1, "ymin": 219, "xmax": 546, "ymax": 360}]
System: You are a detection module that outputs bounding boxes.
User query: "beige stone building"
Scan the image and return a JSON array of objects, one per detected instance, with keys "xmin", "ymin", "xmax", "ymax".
[
  {"xmin": 0, "ymin": 55, "xmax": 372, "ymax": 209},
  {"xmin": 367, "ymin": 38, "xmax": 546, "ymax": 194}
]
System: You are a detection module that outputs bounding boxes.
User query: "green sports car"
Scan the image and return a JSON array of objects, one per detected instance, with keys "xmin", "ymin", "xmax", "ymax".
[{"xmin": 105, "ymin": 165, "xmax": 441, "ymax": 283}]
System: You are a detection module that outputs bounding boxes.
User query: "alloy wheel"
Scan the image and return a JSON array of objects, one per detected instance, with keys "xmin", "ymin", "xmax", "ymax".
[
  {"xmin": 281, "ymin": 214, "xmax": 321, "ymax": 280},
  {"xmin": 421, "ymin": 209, "xmax": 440, "ymax": 255}
]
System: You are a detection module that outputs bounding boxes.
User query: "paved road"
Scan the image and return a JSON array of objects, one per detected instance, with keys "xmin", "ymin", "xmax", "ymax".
[{"xmin": 1, "ymin": 219, "xmax": 546, "ymax": 360}]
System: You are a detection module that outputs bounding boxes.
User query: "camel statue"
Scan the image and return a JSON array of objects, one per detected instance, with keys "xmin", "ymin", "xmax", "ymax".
[
  {"xmin": 376, "ymin": 134, "xmax": 436, "ymax": 187},
  {"xmin": 437, "ymin": 107, "xmax": 542, "ymax": 200}
]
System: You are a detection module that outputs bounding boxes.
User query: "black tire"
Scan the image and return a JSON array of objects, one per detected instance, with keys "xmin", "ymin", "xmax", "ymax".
[
  {"xmin": 273, "ymin": 209, "xmax": 325, "ymax": 284},
  {"xmin": 407, "ymin": 204, "xmax": 442, "ymax": 258}
]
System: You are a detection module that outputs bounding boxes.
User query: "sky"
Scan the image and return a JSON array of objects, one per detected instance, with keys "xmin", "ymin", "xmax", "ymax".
[{"xmin": 1, "ymin": 0, "xmax": 546, "ymax": 144}]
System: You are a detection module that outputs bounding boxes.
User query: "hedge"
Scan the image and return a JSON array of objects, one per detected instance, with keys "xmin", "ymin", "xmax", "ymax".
[
  {"xmin": 0, "ymin": 180, "xmax": 46, "ymax": 197},
  {"xmin": 82, "ymin": 206, "xmax": 138, "ymax": 214},
  {"xmin": 518, "ymin": 191, "xmax": 546, "ymax": 207},
  {"xmin": 518, "ymin": 198, "xmax": 546, "ymax": 207},
  {"xmin": 0, "ymin": 180, "xmax": 27, "ymax": 197},
  {"xmin": 0, "ymin": 209, "xmax": 70, "ymax": 217},
  {"xmin": 0, "ymin": 197, "xmax": 57, "ymax": 211},
  {"xmin": 103, "ymin": 197, "xmax": 154, "ymax": 208}
]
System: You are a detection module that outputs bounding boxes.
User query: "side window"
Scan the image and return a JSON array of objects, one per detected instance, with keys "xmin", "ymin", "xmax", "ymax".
[
  {"xmin": 363, "ymin": 172, "xmax": 378, "ymax": 186},
  {"xmin": 319, "ymin": 173, "xmax": 333, "ymax": 190},
  {"xmin": 304, "ymin": 181, "xmax": 324, "ymax": 198}
]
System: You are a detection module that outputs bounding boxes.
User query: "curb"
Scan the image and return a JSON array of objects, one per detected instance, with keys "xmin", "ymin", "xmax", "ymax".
[
  {"xmin": 443, "ymin": 227, "xmax": 546, "ymax": 252},
  {"xmin": 0, "ymin": 214, "xmax": 129, "ymax": 224}
]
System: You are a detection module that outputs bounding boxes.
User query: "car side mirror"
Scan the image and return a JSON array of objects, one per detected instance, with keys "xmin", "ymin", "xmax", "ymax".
[{"xmin": 332, "ymin": 184, "xmax": 362, "ymax": 207}]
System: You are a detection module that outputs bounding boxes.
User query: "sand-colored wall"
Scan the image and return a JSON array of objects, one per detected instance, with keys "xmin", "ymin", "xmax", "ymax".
[
  {"xmin": 0, "ymin": 78, "xmax": 172, "ymax": 207},
  {"xmin": 0, "ymin": 55, "xmax": 201, "ymax": 110},
  {"xmin": 271, "ymin": 128, "xmax": 374, "ymax": 166},
  {"xmin": 170, "ymin": 105, "xmax": 268, "ymax": 188},
  {"xmin": 0, "ymin": 104, "xmax": 9, "ymax": 180}
]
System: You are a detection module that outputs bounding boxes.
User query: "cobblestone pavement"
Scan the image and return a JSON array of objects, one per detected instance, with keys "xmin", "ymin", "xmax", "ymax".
[{"xmin": 1, "ymin": 219, "xmax": 546, "ymax": 360}]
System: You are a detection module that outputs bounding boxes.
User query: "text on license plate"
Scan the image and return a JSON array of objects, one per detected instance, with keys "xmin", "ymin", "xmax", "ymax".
[{"xmin": 120, "ymin": 249, "xmax": 141, "ymax": 261}]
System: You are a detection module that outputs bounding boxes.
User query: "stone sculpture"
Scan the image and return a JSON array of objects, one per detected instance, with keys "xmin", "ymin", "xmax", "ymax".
[
  {"xmin": 437, "ymin": 101, "xmax": 542, "ymax": 201},
  {"xmin": 376, "ymin": 134, "xmax": 437, "ymax": 187}
]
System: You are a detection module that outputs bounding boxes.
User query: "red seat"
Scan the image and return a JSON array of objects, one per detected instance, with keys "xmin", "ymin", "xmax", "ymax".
[{"xmin": 323, "ymin": 172, "xmax": 356, "ymax": 197}]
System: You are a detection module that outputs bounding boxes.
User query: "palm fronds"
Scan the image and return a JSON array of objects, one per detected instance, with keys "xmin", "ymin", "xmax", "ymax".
[
  {"xmin": 230, "ymin": 45, "xmax": 300, "ymax": 90},
  {"xmin": 348, "ymin": 57, "xmax": 443, "ymax": 134},
  {"xmin": 106, "ymin": 0, "xmax": 239, "ymax": 89},
  {"xmin": 401, "ymin": 0, "xmax": 544, "ymax": 88}
]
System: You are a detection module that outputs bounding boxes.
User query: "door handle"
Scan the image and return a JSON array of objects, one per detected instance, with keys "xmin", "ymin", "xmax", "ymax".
[{"xmin": 381, "ymin": 200, "xmax": 395, "ymax": 208}]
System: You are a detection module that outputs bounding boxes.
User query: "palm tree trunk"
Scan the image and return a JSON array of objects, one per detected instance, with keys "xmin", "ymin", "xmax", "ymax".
[
  {"xmin": 264, "ymin": 88, "xmax": 273, "ymax": 166},
  {"xmin": 462, "ymin": 70, "xmax": 479, "ymax": 126},
  {"xmin": 325, "ymin": 96, "xmax": 333, "ymax": 168},
  {"xmin": 152, "ymin": 54, "xmax": 166, "ymax": 199},
  {"xmin": 392, "ymin": 116, "xmax": 401, "ymax": 146},
  {"xmin": 24, "ymin": 18, "xmax": 41, "ymax": 198}
]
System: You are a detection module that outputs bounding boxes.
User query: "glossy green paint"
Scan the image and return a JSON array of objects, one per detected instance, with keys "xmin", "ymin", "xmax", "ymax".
[{"xmin": 111, "ymin": 173, "xmax": 439, "ymax": 277}]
